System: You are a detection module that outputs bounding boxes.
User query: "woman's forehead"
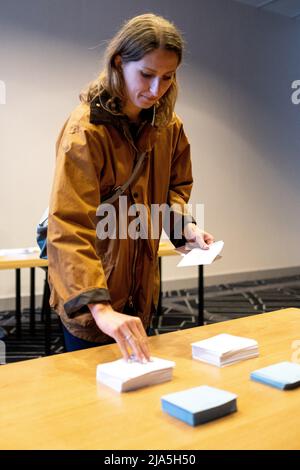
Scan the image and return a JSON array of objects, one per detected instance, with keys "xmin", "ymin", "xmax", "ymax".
[{"xmin": 138, "ymin": 49, "xmax": 179, "ymax": 72}]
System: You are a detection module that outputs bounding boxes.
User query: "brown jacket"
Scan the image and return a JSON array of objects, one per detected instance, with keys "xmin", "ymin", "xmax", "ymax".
[{"xmin": 48, "ymin": 95, "xmax": 194, "ymax": 342}]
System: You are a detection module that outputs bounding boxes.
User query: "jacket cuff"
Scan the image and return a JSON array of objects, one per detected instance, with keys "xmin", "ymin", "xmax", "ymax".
[
  {"xmin": 64, "ymin": 288, "xmax": 111, "ymax": 317},
  {"xmin": 169, "ymin": 214, "xmax": 196, "ymax": 248}
]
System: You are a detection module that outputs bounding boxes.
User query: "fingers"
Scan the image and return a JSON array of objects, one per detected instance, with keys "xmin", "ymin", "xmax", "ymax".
[
  {"xmin": 125, "ymin": 335, "xmax": 148, "ymax": 363},
  {"xmin": 92, "ymin": 306, "xmax": 151, "ymax": 363},
  {"xmin": 196, "ymin": 234, "xmax": 209, "ymax": 250},
  {"xmin": 204, "ymin": 231, "xmax": 215, "ymax": 245},
  {"xmin": 184, "ymin": 224, "xmax": 215, "ymax": 250},
  {"xmin": 197, "ymin": 231, "xmax": 215, "ymax": 249},
  {"xmin": 115, "ymin": 319, "xmax": 150, "ymax": 363},
  {"xmin": 132, "ymin": 321, "xmax": 151, "ymax": 361},
  {"xmin": 187, "ymin": 237, "xmax": 209, "ymax": 250},
  {"xmin": 117, "ymin": 335, "xmax": 131, "ymax": 362}
]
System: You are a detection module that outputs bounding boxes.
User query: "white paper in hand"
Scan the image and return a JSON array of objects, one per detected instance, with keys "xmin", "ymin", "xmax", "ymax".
[{"xmin": 177, "ymin": 240, "xmax": 224, "ymax": 267}]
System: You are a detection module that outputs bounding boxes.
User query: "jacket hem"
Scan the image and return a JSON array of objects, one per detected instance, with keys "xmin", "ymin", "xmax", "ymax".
[{"xmin": 64, "ymin": 288, "xmax": 111, "ymax": 317}]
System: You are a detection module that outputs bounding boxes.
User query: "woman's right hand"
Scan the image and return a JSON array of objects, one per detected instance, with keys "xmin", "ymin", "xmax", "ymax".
[{"xmin": 88, "ymin": 302, "xmax": 151, "ymax": 363}]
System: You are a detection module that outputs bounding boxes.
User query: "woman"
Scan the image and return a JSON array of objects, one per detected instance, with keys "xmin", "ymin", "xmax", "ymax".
[{"xmin": 48, "ymin": 13, "xmax": 214, "ymax": 361}]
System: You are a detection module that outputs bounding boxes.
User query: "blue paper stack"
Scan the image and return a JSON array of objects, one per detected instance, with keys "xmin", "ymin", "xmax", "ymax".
[
  {"xmin": 250, "ymin": 361, "xmax": 300, "ymax": 390},
  {"xmin": 161, "ymin": 385, "xmax": 237, "ymax": 426}
]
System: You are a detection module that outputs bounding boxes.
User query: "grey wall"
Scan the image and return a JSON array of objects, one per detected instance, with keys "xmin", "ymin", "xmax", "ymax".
[{"xmin": 0, "ymin": 0, "xmax": 300, "ymax": 301}]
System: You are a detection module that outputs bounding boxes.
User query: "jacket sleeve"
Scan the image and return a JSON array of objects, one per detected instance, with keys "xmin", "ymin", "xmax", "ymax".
[
  {"xmin": 48, "ymin": 117, "xmax": 111, "ymax": 318},
  {"xmin": 167, "ymin": 120, "xmax": 196, "ymax": 248}
]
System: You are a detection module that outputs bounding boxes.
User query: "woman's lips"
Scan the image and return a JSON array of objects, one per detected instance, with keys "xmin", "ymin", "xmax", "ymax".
[{"xmin": 140, "ymin": 95, "xmax": 156, "ymax": 103}]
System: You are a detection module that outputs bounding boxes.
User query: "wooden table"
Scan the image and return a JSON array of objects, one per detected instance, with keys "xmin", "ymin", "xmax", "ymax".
[{"xmin": 0, "ymin": 308, "xmax": 299, "ymax": 450}]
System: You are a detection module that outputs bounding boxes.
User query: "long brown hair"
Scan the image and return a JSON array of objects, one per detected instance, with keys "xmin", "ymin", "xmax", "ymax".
[{"xmin": 80, "ymin": 13, "xmax": 184, "ymax": 127}]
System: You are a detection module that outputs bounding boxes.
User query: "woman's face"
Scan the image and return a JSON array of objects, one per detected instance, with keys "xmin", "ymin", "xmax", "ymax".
[{"xmin": 117, "ymin": 48, "xmax": 179, "ymax": 118}]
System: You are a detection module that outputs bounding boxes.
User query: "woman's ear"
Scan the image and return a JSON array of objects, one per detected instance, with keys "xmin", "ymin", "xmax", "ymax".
[{"xmin": 114, "ymin": 55, "xmax": 122, "ymax": 70}]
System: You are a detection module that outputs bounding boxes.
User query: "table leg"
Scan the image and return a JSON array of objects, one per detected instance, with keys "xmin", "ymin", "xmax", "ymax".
[
  {"xmin": 198, "ymin": 265, "xmax": 204, "ymax": 326},
  {"xmin": 29, "ymin": 267, "xmax": 36, "ymax": 334},
  {"xmin": 15, "ymin": 268, "xmax": 21, "ymax": 338},
  {"xmin": 42, "ymin": 273, "xmax": 51, "ymax": 355},
  {"xmin": 157, "ymin": 258, "xmax": 162, "ymax": 317}
]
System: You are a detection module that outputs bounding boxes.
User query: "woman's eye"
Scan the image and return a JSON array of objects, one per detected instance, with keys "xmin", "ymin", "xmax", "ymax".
[
  {"xmin": 141, "ymin": 72, "xmax": 153, "ymax": 78},
  {"xmin": 140, "ymin": 71, "xmax": 173, "ymax": 81}
]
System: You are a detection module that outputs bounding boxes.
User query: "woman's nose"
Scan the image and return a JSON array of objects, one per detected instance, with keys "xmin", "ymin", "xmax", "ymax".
[{"xmin": 150, "ymin": 78, "xmax": 160, "ymax": 97}]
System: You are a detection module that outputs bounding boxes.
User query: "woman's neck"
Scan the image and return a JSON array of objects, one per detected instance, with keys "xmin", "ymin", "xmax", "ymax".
[{"xmin": 122, "ymin": 101, "xmax": 141, "ymax": 123}]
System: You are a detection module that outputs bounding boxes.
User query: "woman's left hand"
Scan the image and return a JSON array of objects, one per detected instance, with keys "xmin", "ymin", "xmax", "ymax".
[{"xmin": 183, "ymin": 223, "xmax": 215, "ymax": 250}]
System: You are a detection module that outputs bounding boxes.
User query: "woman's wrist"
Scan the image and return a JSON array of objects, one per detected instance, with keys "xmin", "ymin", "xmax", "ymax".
[{"xmin": 88, "ymin": 302, "xmax": 113, "ymax": 316}]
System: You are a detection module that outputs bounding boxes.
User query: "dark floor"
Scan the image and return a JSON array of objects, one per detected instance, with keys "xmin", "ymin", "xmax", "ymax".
[{"xmin": 1, "ymin": 274, "xmax": 300, "ymax": 363}]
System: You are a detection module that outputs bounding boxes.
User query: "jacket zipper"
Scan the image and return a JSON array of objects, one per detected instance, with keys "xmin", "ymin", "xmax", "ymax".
[
  {"xmin": 122, "ymin": 123, "xmax": 146, "ymax": 311},
  {"xmin": 128, "ymin": 238, "xmax": 139, "ymax": 310},
  {"xmin": 128, "ymin": 144, "xmax": 139, "ymax": 311},
  {"xmin": 122, "ymin": 132, "xmax": 139, "ymax": 311}
]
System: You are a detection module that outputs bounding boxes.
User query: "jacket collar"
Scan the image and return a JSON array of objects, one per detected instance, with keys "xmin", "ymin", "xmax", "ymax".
[
  {"xmin": 90, "ymin": 90, "xmax": 156, "ymax": 127},
  {"xmin": 89, "ymin": 91, "xmax": 159, "ymax": 153}
]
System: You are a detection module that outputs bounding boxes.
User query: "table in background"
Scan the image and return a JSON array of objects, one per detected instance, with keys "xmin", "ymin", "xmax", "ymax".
[
  {"xmin": 0, "ymin": 253, "xmax": 48, "ymax": 337},
  {"xmin": 0, "ymin": 308, "xmax": 299, "ymax": 450}
]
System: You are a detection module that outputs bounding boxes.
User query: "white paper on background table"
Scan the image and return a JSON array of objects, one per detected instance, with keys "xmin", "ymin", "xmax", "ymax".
[
  {"xmin": 191, "ymin": 333, "xmax": 259, "ymax": 367},
  {"xmin": 0, "ymin": 247, "xmax": 40, "ymax": 257}
]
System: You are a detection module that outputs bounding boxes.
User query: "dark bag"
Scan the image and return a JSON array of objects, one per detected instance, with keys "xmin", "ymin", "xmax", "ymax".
[
  {"xmin": 36, "ymin": 152, "xmax": 147, "ymax": 259},
  {"xmin": 36, "ymin": 208, "xmax": 49, "ymax": 259}
]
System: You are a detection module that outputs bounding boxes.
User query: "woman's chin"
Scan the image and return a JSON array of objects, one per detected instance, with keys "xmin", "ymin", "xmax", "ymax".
[{"xmin": 139, "ymin": 96, "xmax": 156, "ymax": 107}]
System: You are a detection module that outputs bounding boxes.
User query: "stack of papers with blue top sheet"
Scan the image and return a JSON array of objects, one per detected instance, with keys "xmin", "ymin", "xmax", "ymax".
[
  {"xmin": 161, "ymin": 385, "xmax": 237, "ymax": 426},
  {"xmin": 96, "ymin": 356, "xmax": 175, "ymax": 392},
  {"xmin": 250, "ymin": 361, "xmax": 300, "ymax": 390},
  {"xmin": 192, "ymin": 333, "xmax": 259, "ymax": 367}
]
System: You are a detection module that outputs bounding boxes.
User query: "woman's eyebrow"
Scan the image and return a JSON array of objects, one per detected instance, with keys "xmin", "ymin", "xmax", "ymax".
[{"xmin": 142, "ymin": 67, "xmax": 176, "ymax": 74}]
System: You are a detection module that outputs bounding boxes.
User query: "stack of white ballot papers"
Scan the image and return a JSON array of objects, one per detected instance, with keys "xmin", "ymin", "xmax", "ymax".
[
  {"xmin": 96, "ymin": 357, "xmax": 175, "ymax": 392},
  {"xmin": 191, "ymin": 333, "xmax": 259, "ymax": 367}
]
